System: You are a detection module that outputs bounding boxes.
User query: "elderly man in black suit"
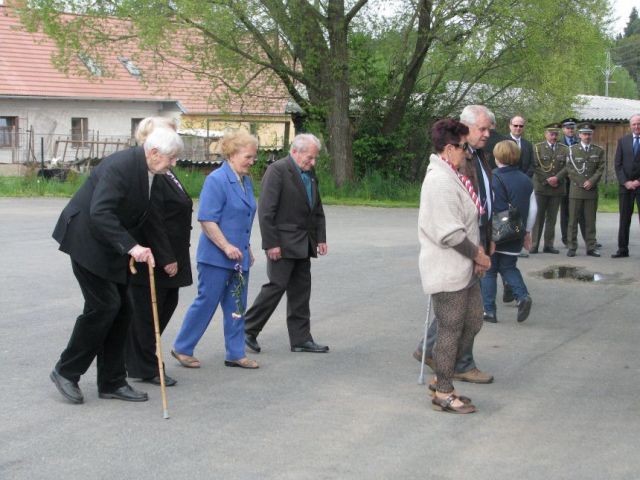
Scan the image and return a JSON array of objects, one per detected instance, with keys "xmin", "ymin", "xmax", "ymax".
[
  {"xmin": 612, "ymin": 114, "xmax": 640, "ymax": 258},
  {"xmin": 50, "ymin": 127, "xmax": 184, "ymax": 404},
  {"xmin": 244, "ymin": 133, "xmax": 329, "ymax": 354}
]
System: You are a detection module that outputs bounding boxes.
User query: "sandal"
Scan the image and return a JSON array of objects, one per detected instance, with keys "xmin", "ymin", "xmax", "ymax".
[
  {"xmin": 224, "ymin": 357, "xmax": 259, "ymax": 369},
  {"xmin": 428, "ymin": 377, "xmax": 472, "ymax": 404},
  {"xmin": 428, "ymin": 383, "xmax": 472, "ymax": 404},
  {"xmin": 431, "ymin": 394, "xmax": 476, "ymax": 414},
  {"xmin": 171, "ymin": 349, "xmax": 201, "ymax": 368}
]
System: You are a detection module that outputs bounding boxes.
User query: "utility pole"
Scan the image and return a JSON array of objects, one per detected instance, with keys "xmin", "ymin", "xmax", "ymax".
[{"xmin": 602, "ymin": 51, "xmax": 620, "ymax": 97}]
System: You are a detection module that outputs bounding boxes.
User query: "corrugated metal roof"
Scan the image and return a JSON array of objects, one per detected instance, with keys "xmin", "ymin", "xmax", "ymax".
[
  {"xmin": 0, "ymin": 7, "xmax": 290, "ymax": 115},
  {"xmin": 575, "ymin": 95, "xmax": 640, "ymax": 122}
]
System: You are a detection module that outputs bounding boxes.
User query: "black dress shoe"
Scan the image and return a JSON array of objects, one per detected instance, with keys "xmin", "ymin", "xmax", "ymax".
[
  {"xmin": 517, "ymin": 296, "xmax": 532, "ymax": 323},
  {"xmin": 141, "ymin": 374, "xmax": 177, "ymax": 387},
  {"xmin": 99, "ymin": 384, "xmax": 149, "ymax": 402},
  {"xmin": 50, "ymin": 369, "xmax": 83, "ymax": 404},
  {"xmin": 543, "ymin": 246, "xmax": 560, "ymax": 254},
  {"xmin": 483, "ymin": 312, "xmax": 497, "ymax": 323},
  {"xmin": 567, "ymin": 250, "xmax": 576, "ymax": 257},
  {"xmin": 291, "ymin": 340, "xmax": 329, "ymax": 353},
  {"xmin": 611, "ymin": 250, "xmax": 629, "ymax": 258},
  {"xmin": 586, "ymin": 249, "xmax": 601, "ymax": 257},
  {"xmin": 245, "ymin": 334, "xmax": 261, "ymax": 353}
]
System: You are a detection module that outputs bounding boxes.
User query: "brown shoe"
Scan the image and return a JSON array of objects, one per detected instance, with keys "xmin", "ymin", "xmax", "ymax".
[
  {"xmin": 412, "ymin": 350, "xmax": 435, "ymax": 370},
  {"xmin": 453, "ymin": 368, "xmax": 494, "ymax": 384}
]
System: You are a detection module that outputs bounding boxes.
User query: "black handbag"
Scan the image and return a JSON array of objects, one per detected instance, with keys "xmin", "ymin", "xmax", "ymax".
[{"xmin": 491, "ymin": 174, "xmax": 525, "ymax": 245}]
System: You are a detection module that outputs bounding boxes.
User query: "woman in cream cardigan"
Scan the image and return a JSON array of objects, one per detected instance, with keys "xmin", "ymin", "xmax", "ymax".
[{"xmin": 418, "ymin": 118, "xmax": 491, "ymax": 414}]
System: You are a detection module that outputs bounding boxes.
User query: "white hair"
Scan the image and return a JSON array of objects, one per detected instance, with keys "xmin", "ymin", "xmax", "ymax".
[
  {"xmin": 144, "ymin": 127, "xmax": 184, "ymax": 156},
  {"xmin": 460, "ymin": 105, "xmax": 493, "ymax": 127},
  {"xmin": 290, "ymin": 133, "xmax": 321, "ymax": 153},
  {"xmin": 135, "ymin": 116, "xmax": 178, "ymax": 144}
]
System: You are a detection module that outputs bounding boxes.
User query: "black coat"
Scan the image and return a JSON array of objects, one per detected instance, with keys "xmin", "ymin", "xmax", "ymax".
[
  {"xmin": 129, "ymin": 172, "xmax": 194, "ymax": 289},
  {"xmin": 614, "ymin": 133, "xmax": 640, "ymax": 190},
  {"xmin": 52, "ymin": 147, "xmax": 155, "ymax": 284}
]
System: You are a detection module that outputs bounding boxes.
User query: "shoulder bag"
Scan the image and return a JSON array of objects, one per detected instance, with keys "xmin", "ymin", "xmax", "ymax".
[{"xmin": 491, "ymin": 173, "xmax": 525, "ymax": 245}]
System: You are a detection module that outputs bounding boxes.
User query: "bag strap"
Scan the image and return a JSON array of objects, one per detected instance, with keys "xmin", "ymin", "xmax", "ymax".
[{"xmin": 493, "ymin": 172, "xmax": 514, "ymax": 207}]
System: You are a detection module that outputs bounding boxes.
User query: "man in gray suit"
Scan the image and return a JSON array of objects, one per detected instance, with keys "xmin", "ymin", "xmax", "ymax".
[{"xmin": 244, "ymin": 134, "xmax": 329, "ymax": 353}]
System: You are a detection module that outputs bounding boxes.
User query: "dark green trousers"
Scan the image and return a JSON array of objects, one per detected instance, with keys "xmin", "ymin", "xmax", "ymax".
[{"xmin": 568, "ymin": 197, "xmax": 597, "ymax": 251}]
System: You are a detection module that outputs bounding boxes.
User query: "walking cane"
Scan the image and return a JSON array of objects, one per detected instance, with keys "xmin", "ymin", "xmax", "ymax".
[
  {"xmin": 129, "ymin": 257, "xmax": 170, "ymax": 419},
  {"xmin": 418, "ymin": 295, "xmax": 432, "ymax": 385}
]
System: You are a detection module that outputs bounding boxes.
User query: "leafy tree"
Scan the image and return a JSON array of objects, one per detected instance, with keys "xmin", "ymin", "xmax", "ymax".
[
  {"xmin": 19, "ymin": 0, "xmax": 612, "ymax": 184},
  {"xmin": 624, "ymin": 7, "xmax": 640, "ymax": 37}
]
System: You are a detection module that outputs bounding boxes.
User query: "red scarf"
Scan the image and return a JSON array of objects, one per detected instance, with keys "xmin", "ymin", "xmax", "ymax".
[{"xmin": 441, "ymin": 156, "xmax": 485, "ymax": 215}]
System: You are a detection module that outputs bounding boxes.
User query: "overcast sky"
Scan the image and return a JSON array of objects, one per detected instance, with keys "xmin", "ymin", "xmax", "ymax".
[{"xmin": 610, "ymin": 0, "xmax": 637, "ymax": 35}]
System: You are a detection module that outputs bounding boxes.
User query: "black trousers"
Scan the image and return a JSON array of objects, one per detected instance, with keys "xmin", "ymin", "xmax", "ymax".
[
  {"xmin": 126, "ymin": 284, "xmax": 179, "ymax": 379},
  {"xmin": 617, "ymin": 188, "xmax": 640, "ymax": 252},
  {"xmin": 244, "ymin": 257, "xmax": 312, "ymax": 346},
  {"xmin": 55, "ymin": 260, "xmax": 131, "ymax": 393}
]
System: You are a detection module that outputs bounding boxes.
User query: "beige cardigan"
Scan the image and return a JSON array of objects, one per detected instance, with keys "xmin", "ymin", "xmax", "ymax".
[{"xmin": 418, "ymin": 154, "xmax": 481, "ymax": 294}]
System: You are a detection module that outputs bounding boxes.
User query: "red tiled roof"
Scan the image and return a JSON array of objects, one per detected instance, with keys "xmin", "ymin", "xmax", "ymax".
[{"xmin": 0, "ymin": 7, "xmax": 290, "ymax": 115}]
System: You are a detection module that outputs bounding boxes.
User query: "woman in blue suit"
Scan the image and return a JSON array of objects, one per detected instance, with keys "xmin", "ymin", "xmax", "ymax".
[{"xmin": 172, "ymin": 130, "xmax": 259, "ymax": 369}]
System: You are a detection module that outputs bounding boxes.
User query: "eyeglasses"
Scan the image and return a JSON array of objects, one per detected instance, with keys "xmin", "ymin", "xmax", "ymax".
[
  {"xmin": 450, "ymin": 142, "xmax": 469, "ymax": 150},
  {"xmin": 511, "ymin": 124, "xmax": 524, "ymax": 128}
]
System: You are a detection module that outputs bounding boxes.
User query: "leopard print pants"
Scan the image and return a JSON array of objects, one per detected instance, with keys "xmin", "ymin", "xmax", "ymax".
[{"xmin": 432, "ymin": 282, "xmax": 483, "ymax": 393}]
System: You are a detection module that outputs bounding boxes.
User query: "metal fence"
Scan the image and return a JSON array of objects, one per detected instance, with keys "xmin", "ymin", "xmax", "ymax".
[
  {"xmin": 0, "ymin": 128, "xmax": 283, "ymax": 170},
  {"xmin": 0, "ymin": 128, "xmax": 133, "ymax": 167}
]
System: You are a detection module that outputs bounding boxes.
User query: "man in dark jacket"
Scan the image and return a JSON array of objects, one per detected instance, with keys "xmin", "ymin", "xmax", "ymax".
[
  {"xmin": 49, "ymin": 127, "xmax": 183, "ymax": 404},
  {"xmin": 244, "ymin": 133, "xmax": 329, "ymax": 354},
  {"xmin": 612, "ymin": 114, "xmax": 640, "ymax": 258}
]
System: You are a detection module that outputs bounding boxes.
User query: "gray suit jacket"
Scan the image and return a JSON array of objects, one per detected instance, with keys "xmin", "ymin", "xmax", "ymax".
[{"xmin": 258, "ymin": 155, "xmax": 326, "ymax": 259}]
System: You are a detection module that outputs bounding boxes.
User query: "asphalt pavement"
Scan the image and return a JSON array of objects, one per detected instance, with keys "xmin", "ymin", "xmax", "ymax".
[{"xmin": 1, "ymin": 198, "xmax": 639, "ymax": 480}]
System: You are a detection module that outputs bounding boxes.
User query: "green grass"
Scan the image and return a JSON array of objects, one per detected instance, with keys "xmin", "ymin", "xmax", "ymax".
[{"xmin": 0, "ymin": 167, "xmax": 622, "ymax": 212}]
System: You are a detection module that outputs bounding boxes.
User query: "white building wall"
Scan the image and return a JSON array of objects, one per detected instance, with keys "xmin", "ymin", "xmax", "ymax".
[{"xmin": 0, "ymin": 98, "xmax": 180, "ymax": 163}]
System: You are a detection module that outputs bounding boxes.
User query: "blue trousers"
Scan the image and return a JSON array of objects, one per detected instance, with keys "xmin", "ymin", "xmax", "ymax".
[
  {"xmin": 173, "ymin": 263, "xmax": 249, "ymax": 361},
  {"xmin": 481, "ymin": 253, "xmax": 528, "ymax": 315}
]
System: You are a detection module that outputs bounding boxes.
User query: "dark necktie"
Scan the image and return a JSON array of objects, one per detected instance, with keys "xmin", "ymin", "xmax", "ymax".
[
  {"xmin": 634, "ymin": 137, "xmax": 639, "ymax": 157},
  {"xmin": 301, "ymin": 171, "xmax": 313, "ymax": 206}
]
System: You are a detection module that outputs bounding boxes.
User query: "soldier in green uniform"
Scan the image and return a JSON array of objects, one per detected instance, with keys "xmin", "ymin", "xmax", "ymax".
[
  {"xmin": 566, "ymin": 123, "xmax": 605, "ymax": 257},
  {"xmin": 530, "ymin": 123, "xmax": 569, "ymax": 254}
]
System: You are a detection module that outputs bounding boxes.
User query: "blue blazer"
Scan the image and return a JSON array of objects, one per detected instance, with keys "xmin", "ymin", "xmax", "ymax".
[{"xmin": 195, "ymin": 161, "xmax": 257, "ymax": 271}]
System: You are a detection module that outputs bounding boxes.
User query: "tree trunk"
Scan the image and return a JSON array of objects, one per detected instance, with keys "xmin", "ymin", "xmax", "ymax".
[{"xmin": 325, "ymin": 0, "xmax": 354, "ymax": 186}]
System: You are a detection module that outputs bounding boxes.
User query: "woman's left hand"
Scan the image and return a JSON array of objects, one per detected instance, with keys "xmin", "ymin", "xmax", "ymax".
[{"xmin": 164, "ymin": 262, "xmax": 178, "ymax": 277}]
